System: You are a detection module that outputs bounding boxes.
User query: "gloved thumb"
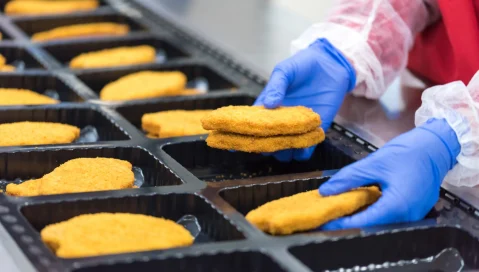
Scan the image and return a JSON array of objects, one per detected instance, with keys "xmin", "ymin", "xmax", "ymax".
[
  {"xmin": 319, "ymin": 161, "xmax": 378, "ymax": 196},
  {"xmin": 258, "ymin": 69, "xmax": 290, "ymax": 108}
]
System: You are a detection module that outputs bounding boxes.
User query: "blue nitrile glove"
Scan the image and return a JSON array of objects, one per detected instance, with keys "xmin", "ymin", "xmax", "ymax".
[
  {"xmin": 254, "ymin": 38, "xmax": 356, "ymax": 162},
  {"xmin": 319, "ymin": 118, "xmax": 461, "ymax": 230}
]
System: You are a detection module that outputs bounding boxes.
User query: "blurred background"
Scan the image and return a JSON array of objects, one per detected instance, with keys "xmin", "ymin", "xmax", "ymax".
[{"xmin": 138, "ymin": 0, "xmax": 335, "ymax": 77}]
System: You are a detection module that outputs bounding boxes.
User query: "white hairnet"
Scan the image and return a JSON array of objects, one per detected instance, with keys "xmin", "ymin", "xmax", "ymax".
[
  {"xmin": 291, "ymin": 0, "xmax": 439, "ymax": 99},
  {"xmin": 416, "ymin": 71, "xmax": 479, "ymax": 187}
]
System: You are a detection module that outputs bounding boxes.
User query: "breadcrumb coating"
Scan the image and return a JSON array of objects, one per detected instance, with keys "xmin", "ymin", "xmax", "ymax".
[
  {"xmin": 0, "ymin": 121, "xmax": 79, "ymax": 147},
  {"xmin": 201, "ymin": 105, "xmax": 321, "ymax": 136},
  {"xmin": 100, "ymin": 71, "xmax": 186, "ymax": 101},
  {"xmin": 206, "ymin": 128, "xmax": 325, "ymax": 153},
  {"xmin": 142, "ymin": 110, "xmax": 212, "ymax": 138},
  {"xmin": 41, "ymin": 213, "xmax": 194, "ymax": 258},
  {"xmin": 69, "ymin": 45, "xmax": 156, "ymax": 69},
  {"xmin": 32, "ymin": 22, "xmax": 129, "ymax": 42},
  {"xmin": 246, "ymin": 187, "xmax": 381, "ymax": 235},
  {"xmin": 6, "ymin": 158, "xmax": 134, "ymax": 197}
]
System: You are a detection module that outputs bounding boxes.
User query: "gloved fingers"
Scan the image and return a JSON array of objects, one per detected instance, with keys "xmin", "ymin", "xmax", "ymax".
[
  {"xmin": 262, "ymin": 69, "xmax": 291, "ymax": 109},
  {"xmin": 253, "ymin": 90, "xmax": 268, "ymax": 106},
  {"xmin": 319, "ymin": 160, "xmax": 380, "ymax": 196},
  {"xmin": 293, "ymin": 146, "xmax": 317, "ymax": 161},
  {"xmin": 272, "ymin": 149, "xmax": 294, "ymax": 162},
  {"xmin": 320, "ymin": 192, "xmax": 397, "ymax": 230}
]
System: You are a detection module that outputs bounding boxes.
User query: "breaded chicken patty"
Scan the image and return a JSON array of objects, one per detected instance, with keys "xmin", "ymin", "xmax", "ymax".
[
  {"xmin": 0, "ymin": 89, "xmax": 58, "ymax": 106},
  {"xmin": 5, "ymin": 0, "xmax": 99, "ymax": 15},
  {"xmin": 201, "ymin": 105, "xmax": 321, "ymax": 136},
  {"xmin": 142, "ymin": 110, "xmax": 212, "ymax": 138},
  {"xmin": 6, "ymin": 158, "xmax": 134, "ymax": 196},
  {"xmin": 0, "ymin": 122, "xmax": 79, "ymax": 147},
  {"xmin": 41, "ymin": 213, "xmax": 194, "ymax": 258},
  {"xmin": 32, "ymin": 22, "xmax": 129, "ymax": 42},
  {"xmin": 246, "ymin": 187, "xmax": 381, "ymax": 235},
  {"xmin": 206, "ymin": 127, "xmax": 325, "ymax": 153},
  {"xmin": 100, "ymin": 71, "xmax": 186, "ymax": 101},
  {"xmin": 69, "ymin": 45, "xmax": 156, "ymax": 69}
]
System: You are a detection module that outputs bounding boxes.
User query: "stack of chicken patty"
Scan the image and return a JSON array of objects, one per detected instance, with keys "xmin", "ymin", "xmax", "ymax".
[{"xmin": 201, "ymin": 105, "xmax": 325, "ymax": 153}]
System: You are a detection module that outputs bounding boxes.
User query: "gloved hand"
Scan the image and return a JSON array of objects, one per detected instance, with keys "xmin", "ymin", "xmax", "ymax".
[
  {"xmin": 319, "ymin": 118, "xmax": 460, "ymax": 230},
  {"xmin": 254, "ymin": 38, "xmax": 356, "ymax": 162}
]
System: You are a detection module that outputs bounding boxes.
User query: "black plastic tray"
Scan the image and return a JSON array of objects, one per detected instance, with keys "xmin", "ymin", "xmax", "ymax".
[
  {"xmin": 0, "ymin": 44, "xmax": 45, "ymax": 69},
  {"xmin": 0, "ymin": 1, "xmax": 477, "ymax": 272}
]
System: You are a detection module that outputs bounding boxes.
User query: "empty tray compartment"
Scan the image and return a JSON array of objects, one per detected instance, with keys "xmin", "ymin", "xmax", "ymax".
[
  {"xmin": 42, "ymin": 36, "xmax": 188, "ymax": 68},
  {"xmin": 21, "ymin": 193, "xmax": 246, "ymax": 256},
  {"xmin": 163, "ymin": 139, "xmax": 354, "ymax": 182},
  {"xmin": 14, "ymin": 11, "xmax": 147, "ymax": 40},
  {"xmin": 76, "ymin": 63, "xmax": 238, "ymax": 99},
  {"xmin": 0, "ymin": 72, "xmax": 84, "ymax": 102},
  {"xmin": 0, "ymin": 106, "xmax": 130, "ymax": 144},
  {"xmin": 0, "ymin": 26, "xmax": 12, "ymax": 40},
  {"xmin": 289, "ymin": 226, "xmax": 479, "ymax": 271},
  {"xmin": 116, "ymin": 94, "xmax": 255, "ymax": 135},
  {"xmin": 74, "ymin": 251, "xmax": 286, "ymax": 272},
  {"xmin": 0, "ymin": 45, "xmax": 45, "ymax": 70},
  {"xmin": 0, "ymin": 146, "xmax": 181, "ymax": 193}
]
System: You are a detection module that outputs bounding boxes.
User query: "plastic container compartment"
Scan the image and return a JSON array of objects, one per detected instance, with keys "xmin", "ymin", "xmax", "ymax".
[
  {"xmin": 13, "ymin": 10, "xmax": 147, "ymax": 40},
  {"xmin": 0, "ymin": 72, "xmax": 85, "ymax": 102},
  {"xmin": 74, "ymin": 251, "xmax": 287, "ymax": 272},
  {"xmin": 0, "ymin": 45, "xmax": 45, "ymax": 70},
  {"xmin": 114, "ymin": 93, "xmax": 255, "ymax": 135},
  {"xmin": 289, "ymin": 226, "xmax": 479, "ymax": 271},
  {"xmin": 163, "ymin": 139, "xmax": 354, "ymax": 182},
  {"xmin": 42, "ymin": 35, "xmax": 189, "ymax": 69},
  {"xmin": 20, "ymin": 193, "xmax": 246, "ymax": 255},
  {"xmin": 0, "ymin": 105, "xmax": 130, "ymax": 143},
  {"xmin": 0, "ymin": 146, "xmax": 181, "ymax": 192},
  {"xmin": 76, "ymin": 62, "xmax": 239, "ymax": 99},
  {"xmin": 0, "ymin": 26, "xmax": 12, "ymax": 40}
]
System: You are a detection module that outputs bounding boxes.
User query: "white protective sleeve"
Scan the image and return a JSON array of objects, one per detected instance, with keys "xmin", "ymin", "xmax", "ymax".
[
  {"xmin": 291, "ymin": 0, "xmax": 440, "ymax": 99},
  {"xmin": 416, "ymin": 71, "xmax": 479, "ymax": 187}
]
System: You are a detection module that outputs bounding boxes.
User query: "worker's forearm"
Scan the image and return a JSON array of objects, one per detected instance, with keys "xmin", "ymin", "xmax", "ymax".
[
  {"xmin": 326, "ymin": 0, "xmax": 440, "ymax": 98},
  {"xmin": 291, "ymin": 0, "xmax": 441, "ymax": 98}
]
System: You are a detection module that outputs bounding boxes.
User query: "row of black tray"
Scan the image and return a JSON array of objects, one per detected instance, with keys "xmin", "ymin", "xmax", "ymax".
[{"xmin": 0, "ymin": 0, "xmax": 477, "ymax": 271}]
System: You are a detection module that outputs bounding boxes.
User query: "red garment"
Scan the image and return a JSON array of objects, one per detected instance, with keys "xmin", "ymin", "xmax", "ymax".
[{"xmin": 408, "ymin": 0, "xmax": 479, "ymax": 85}]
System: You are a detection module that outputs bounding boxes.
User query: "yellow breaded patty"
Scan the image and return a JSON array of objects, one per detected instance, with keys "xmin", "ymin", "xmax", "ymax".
[
  {"xmin": 69, "ymin": 45, "xmax": 156, "ymax": 69},
  {"xmin": 5, "ymin": 179, "xmax": 40, "ymax": 197},
  {"xmin": 100, "ymin": 71, "xmax": 186, "ymax": 101},
  {"xmin": 0, "ymin": 89, "xmax": 58, "ymax": 105},
  {"xmin": 142, "ymin": 110, "xmax": 212, "ymax": 138},
  {"xmin": 206, "ymin": 127, "xmax": 325, "ymax": 153},
  {"xmin": 5, "ymin": 0, "xmax": 99, "ymax": 15},
  {"xmin": 32, "ymin": 22, "xmax": 129, "ymax": 42},
  {"xmin": 201, "ymin": 106, "xmax": 321, "ymax": 136},
  {"xmin": 6, "ymin": 158, "xmax": 134, "ymax": 197},
  {"xmin": 0, "ymin": 65, "xmax": 15, "ymax": 72},
  {"xmin": 246, "ymin": 187, "xmax": 381, "ymax": 235},
  {"xmin": 41, "ymin": 213, "xmax": 194, "ymax": 258},
  {"xmin": 0, "ymin": 55, "xmax": 6, "ymax": 66},
  {"xmin": 175, "ymin": 88, "xmax": 203, "ymax": 96},
  {"xmin": 0, "ymin": 121, "xmax": 79, "ymax": 147}
]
